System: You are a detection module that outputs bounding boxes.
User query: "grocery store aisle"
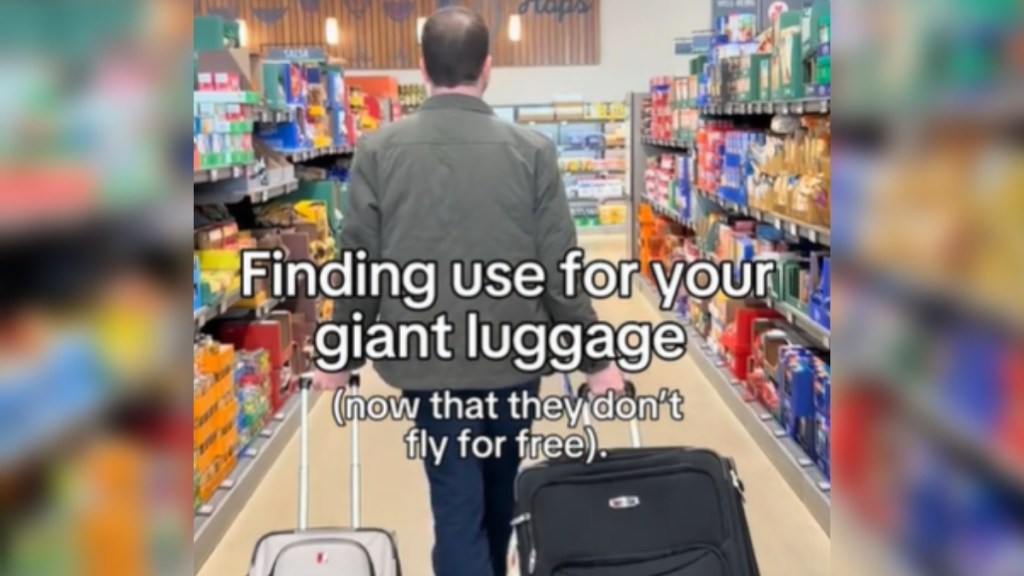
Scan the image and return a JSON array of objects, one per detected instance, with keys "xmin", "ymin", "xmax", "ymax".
[{"xmin": 198, "ymin": 237, "xmax": 832, "ymax": 576}]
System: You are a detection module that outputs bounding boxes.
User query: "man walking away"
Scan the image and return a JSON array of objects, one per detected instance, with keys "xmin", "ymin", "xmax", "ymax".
[{"xmin": 315, "ymin": 7, "xmax": 626, "ymax": 576}]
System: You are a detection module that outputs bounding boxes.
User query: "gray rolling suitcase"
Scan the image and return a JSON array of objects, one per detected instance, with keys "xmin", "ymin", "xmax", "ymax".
[{"xmin": 247, "ymin": 373, "xmax": 402, "ymax": 576}]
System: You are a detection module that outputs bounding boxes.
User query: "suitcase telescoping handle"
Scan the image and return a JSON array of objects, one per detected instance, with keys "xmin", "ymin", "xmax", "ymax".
[
  {"xmin": 573, "ymin": 377, "xmax": 642, "ymax": 449},
  {"xmin": 297, "ymin": 372, "xmax": 362, "ymax": 531}
]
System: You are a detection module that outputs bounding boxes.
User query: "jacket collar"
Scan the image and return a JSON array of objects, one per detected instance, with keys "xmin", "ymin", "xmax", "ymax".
[{"xmin": 420, "ymin": 93, "xmax": 495, "ymax": 115}]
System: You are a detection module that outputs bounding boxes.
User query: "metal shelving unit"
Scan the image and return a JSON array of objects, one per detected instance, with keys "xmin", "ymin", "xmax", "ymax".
[
  {"xmin": 627, "ymin": 90, "xmax": 832, "ymax": 531},
  {"xmin": 636, "ymin": 279, "xmax": 832, "ymax": 533},
  {"xmin": 193, "ymin": 390, "xmax": 313, "ymax": 572}
]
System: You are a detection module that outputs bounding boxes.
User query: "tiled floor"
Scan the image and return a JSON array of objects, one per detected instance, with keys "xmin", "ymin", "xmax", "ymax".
[{"xmin": 198, "ymin": 237, "xmax": 833, "ymax": 576}]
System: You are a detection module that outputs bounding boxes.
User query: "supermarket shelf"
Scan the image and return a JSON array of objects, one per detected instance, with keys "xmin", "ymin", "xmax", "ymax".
[
  {"xmin": 569, "ymin": 195, "xmax": 630, "ymax": 204},
  {"xmin": 636, "ymin": 279, "xmax": 831, "ymax": 533},
  {"xmin": 851, "ymin": 262, "xmax": 1024, "ymax": 336},
  {"xmin": 520, "ymin": 117, "xmax": 628, "ymax": 125},
  {"xmin": 253, "ymin": 107, "xmax": 295, "ymax": 123},
  {"xmin": 764, "ymin": 297, "xmax": 831, "ymax": 350},
  {"xmin": 640, "ymin": 193, "xmax": 830, "ymax": 247},
  {"xmin": 281, "ymin": 145, "xmax": 353, "ymax": 163},
  {"xmin": 640, "ymin": 136, "xmax": 694, "ymax": 150},
  {"xmin": 194, "ymin": 292, "xmax": 241, "ymax": 331},
  {"xmin": 222, "ymin": 296, "xmax": 283, "ymax": 321},
  {"xmin": 194, "ymin": 389, "xmax": 310, "ymax": 573},
  {"xmin": 195, "ymin": 295, "xmax": 282, "ymax": 330},
  {"xmin": 577, "ymin": 224, "xmax": 628, "ymax": 236},
  {"xmin": 563, "ymin": 169, "xmax": 627, "ymax": 176},
  {"xmin": 696, "ymin": 189, "xmax": 831, "ymax": 247},
  {"xmin": 643, "ymin": 197, "xmax": 689, "ymax": 223},
  {"xmin": 194, "ymin": 179, "xmax": 301, "ymax": 206},
  {"xmin": 193, "ymin": 164, "xmax": 253, "ymax": 184},
  {"xmin": 699, "ymin": 98, "xmax": 830, "ymax": 116},
  {"xmin": 899, "ymin": 390, "xmax": 1024, "ymax": 495}
]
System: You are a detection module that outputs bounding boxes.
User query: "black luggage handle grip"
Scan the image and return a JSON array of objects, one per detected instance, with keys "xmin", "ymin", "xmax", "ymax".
[
  {"xmin": 577, "ymin": 380, "xmax": 637, "ymax": 400},
  {"xmin": 573, "ymin": 379, "xmax": 642, "ymax": 449}
]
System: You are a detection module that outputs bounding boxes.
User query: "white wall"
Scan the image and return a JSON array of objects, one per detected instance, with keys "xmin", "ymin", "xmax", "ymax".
[{"xmin": 348, "ymin": 0, "xmax": 710, "ymax": 105}]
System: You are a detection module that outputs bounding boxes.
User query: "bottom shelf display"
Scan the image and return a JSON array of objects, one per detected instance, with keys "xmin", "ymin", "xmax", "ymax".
[
  {"xmin": 193, "ymin": 388, "xmax": 308, "ymax": 572},
  {"xmin": 637, "ymin": 279, "xmax": 832, "ymax": 533}
]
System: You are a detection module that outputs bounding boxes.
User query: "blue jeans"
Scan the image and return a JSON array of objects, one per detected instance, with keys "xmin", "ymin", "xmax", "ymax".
[{"xmin": 406, "ymin": 381, "xmax": 540, "ymax": 576}]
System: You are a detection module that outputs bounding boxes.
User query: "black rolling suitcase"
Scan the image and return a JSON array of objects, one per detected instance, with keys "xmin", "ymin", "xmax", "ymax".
[{"xmin": 512, "ymin": 378, "xmax": 760, "ymax": 576}]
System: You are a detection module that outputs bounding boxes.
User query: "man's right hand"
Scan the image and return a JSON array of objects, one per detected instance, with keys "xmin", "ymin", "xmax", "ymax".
[
  {"xmin": 313, "ymin": 370, "xmax": 351, "ymax": 391},
  {"xmin": 585, "ymin": 363, "xmax": 627, "ymax": 396}
]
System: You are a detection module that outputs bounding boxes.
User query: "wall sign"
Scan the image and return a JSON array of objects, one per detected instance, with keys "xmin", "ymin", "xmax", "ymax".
[
  {"xmin": 517, "ymin": 0, "xmax": 593, "ymax": 22},
  {"xmin": 711, "ymin": 0, "xmax": 758, "ymax": 29},
  {"xmin": 197, "ymin": 0, "xmax": 600, "ymax": 68},
  {"xmin": 266, "ymin": 47, "xmax": 327, "ymax": 61}
]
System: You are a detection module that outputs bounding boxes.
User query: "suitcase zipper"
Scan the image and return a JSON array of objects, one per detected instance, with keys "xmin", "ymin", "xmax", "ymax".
[{"xmin": 553, "ymin": 545, "xmax": 728, "ymax": 573}]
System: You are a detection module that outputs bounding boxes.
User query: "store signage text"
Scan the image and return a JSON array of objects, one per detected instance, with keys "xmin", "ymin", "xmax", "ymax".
[
  {"xmin": 517, "ymin": 0, "xmax": 593, "ymax": 22},
  {"xmin": 266, "ymin": 47, "xmax": 327, "ymax": 61}
]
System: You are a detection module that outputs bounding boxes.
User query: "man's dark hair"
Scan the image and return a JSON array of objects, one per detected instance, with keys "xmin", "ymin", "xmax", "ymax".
[{"xmin": 421, "ymin": 7, "xmax": 490, "ymax": 88}]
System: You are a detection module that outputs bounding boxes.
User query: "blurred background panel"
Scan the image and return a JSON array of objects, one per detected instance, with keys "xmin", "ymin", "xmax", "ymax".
[
  {"xmin": 833, "ymin": 0, "xmax": 1024, "ymax": 574},
  {"xmin": 0, "ymin": 0, "xmax": 189, "ymax": 575}
]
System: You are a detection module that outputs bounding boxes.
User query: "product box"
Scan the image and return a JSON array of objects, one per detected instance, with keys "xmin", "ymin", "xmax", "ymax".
[
  {"xmin": 257, "ymin": 122, "xmax": 307, "ymax": 151},
  {"xmin": 325, "ymin": 70, "xmax": 346, "ymax": 109},
  {"xmin": 735, "ymin": 54, "xmax": 767, "ymax": 102},
  {"xmin": 815, "ymin": 413, "xmax": 830, "ymax": 479},
  {"xmin": 801, "ymin": 1, "xmax": 832, "ymax": 60},
  {"xmin": 772, "ymin": 11, "xmax": 804, "ymax": 100},
  {"xmin": 262, "ymin": 63, "xmax": 286, "ymax": 108}
]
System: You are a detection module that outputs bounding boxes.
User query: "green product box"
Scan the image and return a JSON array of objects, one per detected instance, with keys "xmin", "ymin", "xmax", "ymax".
[
  {"xmin": 816, "ymin": 55, "xmax": 831, "ymax": 85},
  {"xmin": 690, "ymin": 56, "xmax": 708, "ymax": 77},
  {"xmin": 262, "ymin": 63, "xmax": 286, "ymax": 108},
  {"xmin": 772, "ymin": 11, "xmax": 803, "ymax": 100},
  {"xmin": 801, "ymin": 1, "xmax": 831, "ymax": 59},
  {"xmin": 737, "ymin": 54, "xmax": 768, "ymax": 102},
  {"xmin": 200, "ymin": 153, "xmax": 227, "ymax": 169},
  {"xmin": 223, "ymin": 20, "xmax": 241, "ymax": 49},
  {"xmin": 776, "ymin": 28, "xmax": 804, "ymax": 99},
  {"xmin": 759, "ymin": 57, "xmax": 772, "ymax": 101},
  {"xmin": 194, "ymin": 17, "xmax": 227, "ymax": 52}
]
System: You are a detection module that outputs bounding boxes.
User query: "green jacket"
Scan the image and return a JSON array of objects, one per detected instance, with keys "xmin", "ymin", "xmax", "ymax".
[{"xmin": 334, "ymin": 93, "xmax": 605, "ymax": 391}]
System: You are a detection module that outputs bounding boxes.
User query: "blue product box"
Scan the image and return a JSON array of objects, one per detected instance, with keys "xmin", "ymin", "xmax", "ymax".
[
  {"xmin": 305, "ymin": 66, "xmax": 322, "ymax": 86},
  {"xmin": 257, "ymin": 122, "xmax": 306, "ymax": 152},
  {"xmin": 810, "ymin": 257, "xmax": 830, "ymax": 329},
  {"xmin": 326, "ymin": 72, "xmax": 345, "ymax": 108},
  {"xmin": 330, "ymin": 109, "xmax": 347, "ymax": 146},
  {"xmin": 813, "ymin": 363, "xmax": 830, "ymax": 417},
  {"xmin": 194, "ymin": 256, "xmax": 202, "ymax": 311},
  {"xmin": 284, "ymin": 63, "xmax": 306, "ymax": 105},
  {"xmin": 815, "ymin": 413, "xmax": 830, "ymax": 479},
  {"xmin": 779, "ymin": 349, "xmax": 816, "ymax": 444}
]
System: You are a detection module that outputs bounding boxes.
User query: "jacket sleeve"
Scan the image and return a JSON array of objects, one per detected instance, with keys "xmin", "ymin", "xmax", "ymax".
[
  {"xmin": 533, "ymin": 140, "xmax": 611, "ymax": 374},
  {"xmin": 330, "ymin": 142, "xmax": 382, "ymax": 372}
]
